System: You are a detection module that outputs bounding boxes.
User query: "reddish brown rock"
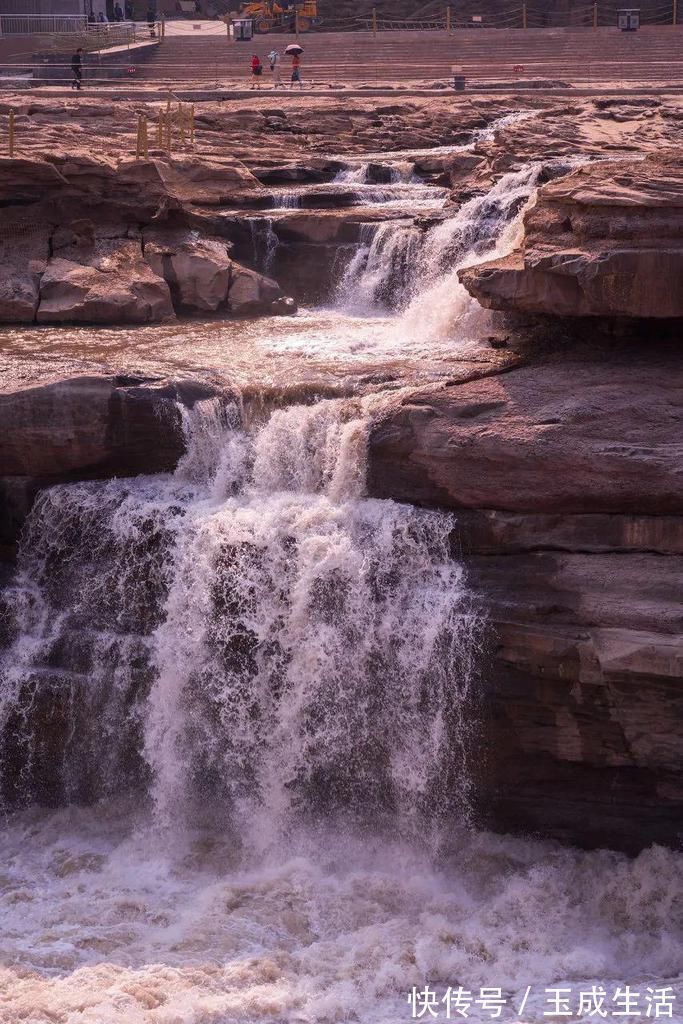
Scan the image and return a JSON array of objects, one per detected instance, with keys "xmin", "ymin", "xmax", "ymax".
[
  {"xmin": 0, "ymin": 375, "xmax": 226, "ymax": 481},
  {"xmin": 460, "ymin": 151, "xmax": 683, "ymax": 319},
  {"xmin": 144, "ymin": 231, "xmax": 234, "ymax": 313},
  {"xmin": 36, "ymin": 240, "xmax": 174, "ymax": 325},
  {"xmin": 368, "ymin": 362, "xmax": 683, "ymax": 515},
  {"xmin": 369, "ymin": 359, "xmax": 683, "ymax": 851}
]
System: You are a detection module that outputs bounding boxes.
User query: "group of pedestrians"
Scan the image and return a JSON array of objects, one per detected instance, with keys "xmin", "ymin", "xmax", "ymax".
[
  {"xmin": 250, "ymin": 49, "xmax": 304, "ymax": 89},
  {"xmin": 87, "ymin": 1, "xmax": 133, "ymax": 22}
]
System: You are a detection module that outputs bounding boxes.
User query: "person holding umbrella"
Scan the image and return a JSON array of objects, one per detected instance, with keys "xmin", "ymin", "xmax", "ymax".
[{"xmin": 285, "ymin": 43, "xmax": 304, "ymax": 89}]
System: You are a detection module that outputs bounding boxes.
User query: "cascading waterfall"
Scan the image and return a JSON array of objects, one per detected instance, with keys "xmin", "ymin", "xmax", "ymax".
[
  {"xmin": 273, "ymin": 190, "xmax": 301, "ymax": 209},
  {"xmin": 337, "ymin": 164, "xmax": 541, "ymax": 331},
  {"xmin": 248, "ymin": 216, "xmax": 280, "ymax": 274},
  {"xmin": 2, "ymin": 110, "xmax": 680, "ymax": 1024},
  {"xmin": 0, "ymin": 397, "xmax": 480, "ymax": 849}
]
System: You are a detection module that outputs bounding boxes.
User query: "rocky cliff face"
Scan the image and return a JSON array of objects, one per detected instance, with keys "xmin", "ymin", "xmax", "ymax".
[
  {"xmin": 460, "ymin": 150, "xmax": 683, "ymax": 318},
  {"xmin": 0, "ymin": 154, "xmax": 294, "ymax": 325},
  {"xmin": 367, "ymin": 358, "xmax": 683, "ymax": 851},
  {"xmin": 0, "ymin": 375, "xmax": 231, "ymax": 559}
]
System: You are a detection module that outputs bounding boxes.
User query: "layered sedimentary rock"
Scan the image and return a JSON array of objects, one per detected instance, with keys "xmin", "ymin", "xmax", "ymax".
[
  {"xmin": 0, "ymin": 154, "xmax": 293, "ymax": 325},
  {"xmin": 368, "ymin": 359, "xmax": 683, "ymax": 851},
  {"xmin": 0, "ymin": 375, "xmax": 230, "ymax": 557},
  {"xmin": 460, "ymin": 151, "xmax": 683, "ymax": 318}
]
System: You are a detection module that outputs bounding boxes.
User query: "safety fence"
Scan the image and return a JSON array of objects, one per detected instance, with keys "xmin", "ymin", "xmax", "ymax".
[
  {"xmin": 325, "ymin": 2, "xmax": 682, "ymax": 30},
  {"xmin": 0, "ymin": 17, "xmax": 163, "ymax": 46},
  {"xmin": 1, "ymin": 100, "xmax": 196, "ymax": 159}
]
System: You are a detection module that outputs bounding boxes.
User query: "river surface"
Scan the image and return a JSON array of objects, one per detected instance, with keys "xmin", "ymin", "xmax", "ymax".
[{"xmin": 0, "ymin": 123, "xmax": 681, "ymax": 1024}]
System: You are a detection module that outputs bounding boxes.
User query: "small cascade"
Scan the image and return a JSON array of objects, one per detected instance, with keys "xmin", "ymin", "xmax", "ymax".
[
  {"xmin": 0, "ymin": 397, "xmax": 480, "ymax": 848},
  {"xmin": 273, "ymin": 190, "xmax": 301, "ymax": 210},
  {"xmin": 333, "ymin": 160, "xmax": 415, "ymax": 186},
  {"xmin": 333, "ymin": 163, "xmax": 371, "ymax": 185},
  {"xmin": 248, "ymin": 217, "xmax": 279, "ymax": 274},
  {"xmin": 337, "ymin": 164, "xmax": 541, "ymax": 336},
  {"xmin": 330, "ymin": 159, "xmax": 444, "ymax": 210},
  {"xmin": 336, "ymin": 221, "xmax": 423, "ymax": 313}
]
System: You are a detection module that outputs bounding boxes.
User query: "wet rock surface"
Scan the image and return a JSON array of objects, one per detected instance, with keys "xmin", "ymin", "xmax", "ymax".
[
  {"xmin": 368, "ymin": 356, "xmax": 683, "ymax": 851},
  {"xmin": 460, "ymin": 150, "xmax": 683, "ymax": 318},
  {"xmin": 0, "ymin": 373, "xmax": 228, "ymax": 484},
  {"xmin": 0, "ymin": 91, "xmax": 682, "ymax": 851}
]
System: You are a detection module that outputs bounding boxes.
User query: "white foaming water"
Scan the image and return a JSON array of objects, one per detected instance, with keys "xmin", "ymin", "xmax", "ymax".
[
  {"xmin": 1, "ymin": 108, "xmax": 681, "ymax": 1022},
  {"xmin": 2, "ymin": 400, "xmax": 681, "ymax": 1024},
  {"xmin": 273, "ymin": 190, "xmax": 301, "ymax": 209},
  {"xmin": 1, "ymin": 396, "xmax": 479, "ymax": 841},
  {"xmin": 338, "ymin": 164, "xmax": 540, "ymax": 344}
]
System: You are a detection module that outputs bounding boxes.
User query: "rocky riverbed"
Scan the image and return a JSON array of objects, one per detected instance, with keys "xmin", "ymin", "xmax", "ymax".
[{"xmin": 0, "ymin": 89, "xmax": 681, "ymax": 857}]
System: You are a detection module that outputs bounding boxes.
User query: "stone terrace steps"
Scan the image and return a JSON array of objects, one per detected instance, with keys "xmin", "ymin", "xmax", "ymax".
[{"xmin": 131, "ymin": 26, "xmax": 683, "ymax": 83}]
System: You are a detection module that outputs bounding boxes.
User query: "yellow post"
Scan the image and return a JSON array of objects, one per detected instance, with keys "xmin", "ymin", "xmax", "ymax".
[
  {"xmin": 190, "ymin": 103, "xmax": 195, "ymax": 145},
  {"xmin": 165, "ymin": 108, "xmax": 172, "ymax": 155},
  {"xmin": 522, "ymin": 2, "xmax": 527, "ymax": 28},
  {"xmin": 179, "ymin": 103, "xmax": 186, "ymax": 146},
  {"xmin": 141, "ymin": 114, "xmax": 148, "ymax": 159},
  {"xmin": 295, "ymin": 7, "xmax": 299, "ymax": 39},
  {"xmin": 161, "ymin": 14, "xmax": 165, "ymax": 38},
  {"xmin": 136, "ymin": 113, "xmax": 142, "ymax": 159},
  {"xmin": 673, "ymin": 0, "xmax": 677, "ymax": 24},
  {"xmin": 446, "ymin": 5, "xmax": 451, "ymax": 33},
  {"xmin": 372, "ymin": 6, "xmax": 377, "ymax": 35},
  {"xmin": 8, "ymin": 108, "xmax": 15, "ymax": 158},
  {"xmin": 593, "ymin": 2, "xmax": 598, "ymax": 28},
  {"xmin": 157, "ymin": 110, "xmax": 163, "ymax": 147}
]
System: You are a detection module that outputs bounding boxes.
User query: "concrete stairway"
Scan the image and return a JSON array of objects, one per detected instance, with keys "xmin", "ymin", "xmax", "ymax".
[{"xmin": 129, "ymin": 25, "xmax": 683, "ymax": 85}]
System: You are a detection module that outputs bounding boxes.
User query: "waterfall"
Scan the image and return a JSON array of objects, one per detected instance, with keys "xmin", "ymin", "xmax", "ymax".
[
  {"xmin": 335, "ymin": 163, "xmax": 540, "ymax": 344},
  {"xmin": 0, "ymin": 398, "xmax": 480, "ymax": 848},
  {"xmin": 335, "ymin": 220, "xmax": 424, "ymax": 313},
  {"xmin": 273, "ymin": 190, "xmax": 301, "ymax": 209},
  {"xmin": 334, "ymin": 160, "xmax": 416, "ymax": 185},
  {"xmin": 248, "ymin": 217, "xmax": 280, "ymax": 274},
  {"xmin": 337, "ymin": 164, "xmax": 540, "ymax": 337}
]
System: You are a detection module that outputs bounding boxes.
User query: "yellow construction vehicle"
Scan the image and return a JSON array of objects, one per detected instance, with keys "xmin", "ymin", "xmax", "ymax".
[{"xmin": 237, "ymin": 0, "xmax": 320, "ymax": 33}]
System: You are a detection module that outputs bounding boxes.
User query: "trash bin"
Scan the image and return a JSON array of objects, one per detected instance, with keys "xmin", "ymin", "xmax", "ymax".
[
  {"xmin": 452, "ymin": 65, "xmax": 466, "ymax": 90},
  {"xmin": 230, "ymin": 17, "xmax": 253, "ymax": 41},
  {"xmin": 617, "ymin": 8, "xmax": 640, "ymax": 30}
]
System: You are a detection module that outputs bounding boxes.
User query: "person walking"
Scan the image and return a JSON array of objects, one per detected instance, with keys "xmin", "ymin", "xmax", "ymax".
[
  {"xmin": 268, "ymin": 48, "xmax": 282, "ymax": 88},
  {"xmin": 71, "ymin": 47, "xmax": 83, "ymax": 90},
  {"xmin": 250, "ymin": 53, "xmax": 263, "ymax": 89},
  {"xmin": 290, "ymin": 53, "xmax": 303, "ymax": 89}
]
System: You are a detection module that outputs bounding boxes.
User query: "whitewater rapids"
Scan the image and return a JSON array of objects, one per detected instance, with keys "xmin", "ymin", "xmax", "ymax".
[
  {"xmin": 0, "ymin": 124, "xmax": 681, "ymax": 1024},
  {"xmin": 1, "ymin": 805, "xmax": 681, "ymax": 1024}
]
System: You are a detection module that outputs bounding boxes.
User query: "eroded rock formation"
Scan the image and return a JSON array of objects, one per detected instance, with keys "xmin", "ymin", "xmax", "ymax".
[
  {"xmin": 0, "ymin": 153, "xmax": 294, "ymax": 325},
  {"xmin": 0, "ymin": 375, "xmax": 230, "ymax": 557},
  {"xmin": 460, "ymin": 150, "xmax": 683, "ymax": 318},
  {"xmin": 367, "ymin": 358, "xmax": 683, "ymax": 851}
]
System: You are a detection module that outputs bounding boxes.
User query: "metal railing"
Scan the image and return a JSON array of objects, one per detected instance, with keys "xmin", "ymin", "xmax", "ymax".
[
  {"xmin": 330, "ymin": 2, "xmax": 682, "ymax": 30},
  {"xmin": 0, "ymin": 16, "xmax": 159, "ymax": 40},
  {"xmin": 0, "ymin": 14, "xmax": 87, "ymax": 34},
  {"xmin": 0, "ymin": 20, "xmax": 165, "ymax": 56}
]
